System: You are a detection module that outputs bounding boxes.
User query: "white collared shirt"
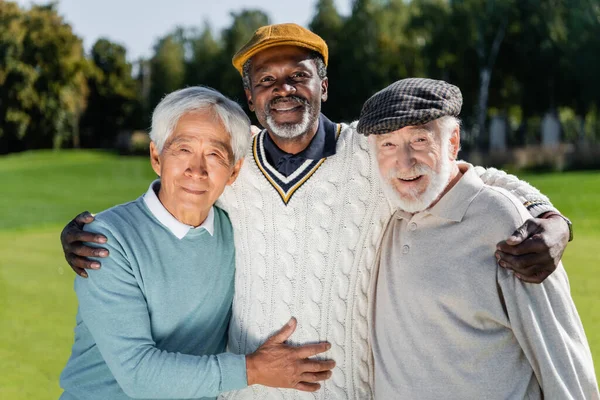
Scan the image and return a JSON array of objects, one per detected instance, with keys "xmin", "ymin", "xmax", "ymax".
[{"xmin": 143, "ymin": 179, "xmax": 214, "ymax": 239}]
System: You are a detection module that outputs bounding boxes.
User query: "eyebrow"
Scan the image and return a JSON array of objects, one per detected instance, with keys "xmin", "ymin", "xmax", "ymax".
[
  {"xmin": 208, "ymin": 139, "xmax": 233, "ymax": 155},
  {"xmin": 166, "ymin": 136, "xmax": 232, "ymax": 153}
]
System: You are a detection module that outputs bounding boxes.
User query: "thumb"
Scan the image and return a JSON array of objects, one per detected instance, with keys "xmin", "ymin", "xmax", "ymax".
[
  {"xmin": 506, "ymin": 219, "xmax": 536, "ymax": 245},
  {"xmin": 268, "ymin": 317, "xmax": 297, "ymax": 344}
]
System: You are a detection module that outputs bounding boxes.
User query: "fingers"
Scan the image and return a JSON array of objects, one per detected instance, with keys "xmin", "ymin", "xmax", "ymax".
[
  {"xmin": 66, "ymin": 253, "xmax": 102, "ymax": 271},
  {"xmin": 513, "ymin": 269, "xmax": 551, "ymax": 284},
  {"xmin": 294, "ymin": 342, "xmax": 332, "ymax": 359},
  {"xmin": 496, "ymin": 234, "xmax": 546, "ymax": 256},
  {"xmin": 69, "ymin": 242, "xmax": 109, "ymax": 258},
  {"xmin": 74, "ymin": 211, "xmax": 96, "ymax": 226},
  {"xmin": 267, "ymin": 317, "xmax": 297, "ymax": 344},
  {"xmin": 505, "ymin": 219, "xmax": 539, "ymax": 245},
  {"xmin": 294, "ymin": 382, "xmax": 321, "ymax": 392},
  {"xmin": 298, "ymin": 359, "xmax": 336, "ymax": 373},
  {"xmin": 71, "ymin": 265, "xmax": 88, "ymax": 279},
  {"xmin": 496, "ymin": 250, "xmax": 556, "ymax": 284},
  {"xmin": 300, "ymin": 371, "xmax": 333, "ymax": 383},
  {"xmin": 64, "ymin": 229, "xmax": 107, "ymax": 248},
  {"xmin": 495, "ymin": 250, "xmax": 551, "ymax": 273}
]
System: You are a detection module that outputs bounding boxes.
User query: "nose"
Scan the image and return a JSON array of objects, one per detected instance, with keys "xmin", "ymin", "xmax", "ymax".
[
  {"xmin": 395, "ymin": 144, "xmax": 416, "ymax": 171},
  {"xmin": 186, "ymin": 155, "xmax": 208, "ymax": 179},
  {"xmin": 274, "ymin": 79, "xmax": 296, "ymax": 97}
]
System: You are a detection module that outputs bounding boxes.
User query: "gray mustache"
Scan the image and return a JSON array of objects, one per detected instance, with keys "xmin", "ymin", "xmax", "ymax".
[{"xmin": 267, "ymin": 96, "xmax": 309, "ymax": 111}]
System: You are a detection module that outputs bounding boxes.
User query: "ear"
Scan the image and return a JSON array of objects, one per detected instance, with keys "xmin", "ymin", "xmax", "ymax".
[
  {"xmin": 150, "ymin": 141, "xmax": 162, "ymax": 176},
  {"xmin": 245, "ymin": 88, "xmax": 254, "ymax": 112},
  {"xmin": 227, "ymin": 157, "xmax": 245, "ymax": 186},
  {"xmin": 321, "ymin": 77, "xmax": 329, "ymax": 103},
  {"xmin": 448, "ymin": 125, "xmax": 461, "ymax": 160}
]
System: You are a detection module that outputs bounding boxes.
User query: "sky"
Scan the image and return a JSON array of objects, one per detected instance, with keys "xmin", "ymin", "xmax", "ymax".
[{"xmin": 15, "ymin": 0, "xmax": 352, "ymax": 60}]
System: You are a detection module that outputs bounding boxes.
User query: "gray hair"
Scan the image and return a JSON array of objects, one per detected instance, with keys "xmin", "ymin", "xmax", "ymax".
[
  {"xmin": 241, "ymin": 51, "xmax": 328, "ymax": 90},
  {"xmin": 150, "ymin": 86, "xmax": 251, "ymax": 163},
  {"xmin": 436, "ymin": 116, "xmax": 462, "ymax": 154}
]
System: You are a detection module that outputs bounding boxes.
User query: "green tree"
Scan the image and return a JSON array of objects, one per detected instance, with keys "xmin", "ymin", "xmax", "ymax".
[
  {"xmin": 149, "ymin": 32, "xmax": 186, "ymax": 109},
  {"xmin": 309, "ymin": 0, "xmax": 345, "ymax": 120},
  {"xmin": 186, "ymin": 23, "xmax": 221, "ymax": 87},
  {"xmin": 21, "ymin": 3, "xmax": 90, "ymax": 150},
  {"xmin": 218, "ymin": 9, "xmax": 270, "ymax": 105},
  {"xmin": 0, "ymin": 1, "xmax": 34, "ymax": 153},
  {"xmin": 79, "ymin": 38, "xmax": 139, "ymax": 148},
  {"xmin": 0, "ymin": 2, "xmax": 88, "ymax": 152}
]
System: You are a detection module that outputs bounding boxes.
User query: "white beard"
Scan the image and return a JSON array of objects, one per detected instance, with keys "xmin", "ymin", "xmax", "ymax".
[
  {"xmin": 265, "ymin": 107, "xmax": 313, "ymax": 140},
  {"xmin": 380, "ymin": 147, "xmax": 453, "ymax": 214}
]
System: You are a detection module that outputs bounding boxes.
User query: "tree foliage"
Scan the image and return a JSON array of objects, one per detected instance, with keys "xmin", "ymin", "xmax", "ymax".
[{"xmin": 1, "ymin": 0, "xmax": 600, "ymax": 154}]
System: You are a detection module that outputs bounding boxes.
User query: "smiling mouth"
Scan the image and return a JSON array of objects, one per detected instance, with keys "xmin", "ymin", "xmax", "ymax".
[
  {"xmin": 398, "ymin": 176, "xmax": 423, "ymax": 182},
  {"xmin": 182, "ymin": 187, "xmax": 207, "ymax": 195},
  {"xmin": 270, "ymin": 104, "xmax": 303, "ymax": 113}
]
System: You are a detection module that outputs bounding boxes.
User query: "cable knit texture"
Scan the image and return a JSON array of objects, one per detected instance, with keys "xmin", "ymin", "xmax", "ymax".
[{"xmin": 216, "ymin": 122, "xmax": 556, "ymax": 400}]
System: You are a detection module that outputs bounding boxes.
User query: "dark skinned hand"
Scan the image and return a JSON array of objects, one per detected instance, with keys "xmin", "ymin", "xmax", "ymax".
[
  {"xmin": 495, "ymin": 212, "xmax": 570, "ymax": 284},
  {"xmin": 60, "ymin": 211, "xmax": 108, "ymax": 278}
]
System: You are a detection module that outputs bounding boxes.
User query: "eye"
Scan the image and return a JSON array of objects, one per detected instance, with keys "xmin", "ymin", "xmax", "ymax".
[
  {"xmin": 381, "ymin": 142, "xmax": 395, "ymax": 148},
  {"xmin": 178, "ymin": 147, "xmax": 191, "ymax": 153},
  {"xmin": 259, "ymin": 76, "xmax": 275, "ymax": 84},
  {"xmin": 292, "ymin": 72, "xmax": 309, "ymax": 79},
  {"xmin": 412, "ymin": 136, "xmax": 429, "ymax": 145}
]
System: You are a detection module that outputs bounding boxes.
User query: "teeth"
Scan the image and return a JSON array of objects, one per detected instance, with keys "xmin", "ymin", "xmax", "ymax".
[
  {"xmin": 273, "ymin": 105, "xmax": 299, "ymax": 111},
  {"xmin": 400, "ymin": 176, "xmax": 420, "ymax": 181}
]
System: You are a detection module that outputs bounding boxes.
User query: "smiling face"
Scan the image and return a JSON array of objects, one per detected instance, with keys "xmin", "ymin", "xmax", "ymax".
[
  {"xmin": 150, "ymin": 109, "xmax": 243, "ymax": 226},
  {"xmin": 373, "ymin": 119, "xmax": 460, "ymax": 213},
  {"xmin": 244, "ymin": 45, "xmax": 328, "ymax": 140}
]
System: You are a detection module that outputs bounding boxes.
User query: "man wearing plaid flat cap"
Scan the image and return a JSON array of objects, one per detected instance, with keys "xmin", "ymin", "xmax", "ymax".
[
  {"xmin": 361, "ymin": 78, "xmax": 598, "ymax": 399},
  {"xmin": 60, "ymin": 24, "xmax": 574, "ymax": 399}
]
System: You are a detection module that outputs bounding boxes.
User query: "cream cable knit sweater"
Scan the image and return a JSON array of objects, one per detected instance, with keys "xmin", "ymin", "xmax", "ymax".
[{"xmin": 217, "ymin": 122, "xmax": 557, "ymax": 400}]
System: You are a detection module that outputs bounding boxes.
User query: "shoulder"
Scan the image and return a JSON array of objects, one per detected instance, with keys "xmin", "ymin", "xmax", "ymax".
[
  {"xmin": 213, "ymin": 206, "xmax": 233, "ymax": 233},
  {"xmin": 84, "ymin": 197, "xmax": 147, "ymax": 248},
  {"xmin": 468, "ymin": 184, "xmax": 531, "ymax": 235},
  {"xmin": 336, "ymin": 120, "xmax": 371, "ymax": 152}
]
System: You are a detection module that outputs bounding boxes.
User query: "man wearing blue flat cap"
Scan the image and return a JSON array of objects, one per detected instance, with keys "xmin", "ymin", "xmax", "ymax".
[{"xmin": 361, "ymin": 78, "xmax": 598, "ymax": 400}]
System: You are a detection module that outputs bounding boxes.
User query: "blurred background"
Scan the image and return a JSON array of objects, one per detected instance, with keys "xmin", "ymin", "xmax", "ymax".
[{"xmin": 0, "ymin": 0, "xmax": 598, "ymax": 398}]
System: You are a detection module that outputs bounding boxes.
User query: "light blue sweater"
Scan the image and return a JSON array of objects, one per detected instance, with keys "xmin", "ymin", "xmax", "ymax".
[{"xmin": 60, "ymin": 194, "xmax": 247, "ymax": 400}]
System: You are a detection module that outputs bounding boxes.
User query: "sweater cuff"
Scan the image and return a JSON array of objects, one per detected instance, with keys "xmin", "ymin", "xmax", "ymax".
[
  {"xmin": 217, "ymin": 352, "xmax": 247, "ymax": 392},
  {"xmin": 522, "ymin": 200, "xmax": 558, "ymax": 218}
]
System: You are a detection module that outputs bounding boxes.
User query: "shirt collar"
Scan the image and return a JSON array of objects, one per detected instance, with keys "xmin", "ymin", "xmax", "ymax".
[
  {"xmin": 393, "ymin": 164, "xmax": 483, "ymax": 222},
  {"xmin": 143, "ymin": 180, "xmax": 214, "ymax": 239},
  {"xmin": 262, "ymin": 113, "xmax": 338, "ymax": 176}
]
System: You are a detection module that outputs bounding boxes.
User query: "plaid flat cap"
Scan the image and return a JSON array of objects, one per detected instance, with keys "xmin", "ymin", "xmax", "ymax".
[{"xmin": 357, "ymin": 78, "xmax": 462, "ymax": 136}]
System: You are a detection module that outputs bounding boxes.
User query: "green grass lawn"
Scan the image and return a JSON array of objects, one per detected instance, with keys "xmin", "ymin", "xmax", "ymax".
[{"xmin": 1, "ymin": 150, "xmax": 598, "ymax": 398}]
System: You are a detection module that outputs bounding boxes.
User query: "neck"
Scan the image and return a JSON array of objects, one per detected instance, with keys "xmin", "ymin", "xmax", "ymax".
[
  {"xmin": 266, "ymin": 119, "xmax": 320, "ymax": 154},
  {"xmin": 157, "ymin": 189, "xmax": 209, "ymax": 227},
  {"xmin": 428, "ymin": 162, "xmax": 462, "ymax": 209}
]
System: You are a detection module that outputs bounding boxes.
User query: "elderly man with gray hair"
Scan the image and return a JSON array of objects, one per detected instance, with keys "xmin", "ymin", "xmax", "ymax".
[
  {"xmin": 359, "ymin": 78, "xmax": 599, "ymax": 399},
  {"xmin": 59, "ymin": 87, "xmax": 335, "ymax": 400}
]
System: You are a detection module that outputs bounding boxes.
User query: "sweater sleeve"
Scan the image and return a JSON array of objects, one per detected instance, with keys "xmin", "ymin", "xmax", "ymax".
[
  {"xmin": 76, "ymin": 219, "xmax": 247, "ymax": 399},
  {"xmin": 466, "ymin": 162, "xmax": 558, "ymax": 217},
  {"xmin": 498, "ymin": 265, "xmax": 598, "ymax": 398}
]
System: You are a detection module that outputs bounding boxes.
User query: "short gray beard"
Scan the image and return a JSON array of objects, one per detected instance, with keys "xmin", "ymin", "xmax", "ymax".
[
  {"xmin": 380, "ymin": 145, "xmax": 453, "ymax": 213},
  {"xmin": 265, "ymin": 106, "xmax": 317, "ymax": 140}
]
